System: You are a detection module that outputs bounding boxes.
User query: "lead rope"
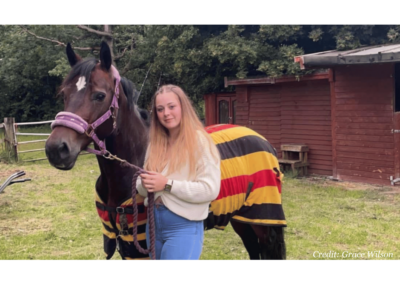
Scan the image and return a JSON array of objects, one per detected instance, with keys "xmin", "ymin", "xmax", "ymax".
[
  {"xmin": 104, "ymin": 152, "xmax": 156, "ymax": 260},
  {"xmin": 130, "ymin": 167, "xmax": 156, "ymax": 260}
]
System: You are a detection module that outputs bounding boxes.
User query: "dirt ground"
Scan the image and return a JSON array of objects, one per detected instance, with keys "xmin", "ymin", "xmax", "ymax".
[
  {"xmin": 0, "ymin": 169, "xmax": 23, "ymax": 179},
  {"xmin": 298, "ymin": 175, "xmax": 400, "ymax": 195}
]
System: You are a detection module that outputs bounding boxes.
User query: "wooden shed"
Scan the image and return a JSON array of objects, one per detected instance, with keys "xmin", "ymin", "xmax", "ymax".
[{"xmin": 204, "ymin": 43, "xmax": 400, "ymax": 186}]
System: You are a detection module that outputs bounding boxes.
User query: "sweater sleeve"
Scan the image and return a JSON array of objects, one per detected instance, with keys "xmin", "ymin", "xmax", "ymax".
[
  {"xmin": 170, "ymin": 132, "xmax": 221, "ymax": 204},
  {"xmin": 136, "ymin": 176, "xmax": 148, "ymax": 198}
]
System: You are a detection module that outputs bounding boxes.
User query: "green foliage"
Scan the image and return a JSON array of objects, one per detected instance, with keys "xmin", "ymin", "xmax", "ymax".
[
  {"xmin": 48, "ymin": 57, "xmax": 70, "ymax": 78},
  {"xmin": 259, "ymin": 25, "xmax": 304, "ymax": 42},
  {"xmin": 388, "ymin": 26, "xmax": 400, "ymax": 43},
  {"xmin": 306, "ymin": 25, "xmax": 398, "ymax": 51},
  {"xmin": 309, "ymin": 28, "xmax": 324, "ymax": 42},
  {"xmin": 257, "ymin": 44, "xmax": 304, "ymax": 77},
  {"xmin": 1, "ymin": 25, "xmax": 400, "ymax": 122},
  {"xmin": 0, "ymin": 25, "xmax": 101, "ymax": 122}
]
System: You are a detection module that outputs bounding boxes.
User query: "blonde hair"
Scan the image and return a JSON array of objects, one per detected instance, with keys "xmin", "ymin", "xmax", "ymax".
[{"xmin": 145, "ymin": 84, "xmax": 219, "ymax": 176}]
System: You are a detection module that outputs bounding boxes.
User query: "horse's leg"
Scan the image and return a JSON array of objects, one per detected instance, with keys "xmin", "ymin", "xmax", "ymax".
[
  {"xmin": 251, "ymin": 225, "xmax": 286, "ymax": 260},
  {"xmin": 230, "ymin": 219, "xmax": 260, "ymax": 260}
]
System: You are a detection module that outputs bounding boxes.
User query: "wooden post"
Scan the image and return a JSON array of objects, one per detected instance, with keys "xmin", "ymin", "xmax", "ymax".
[
  {"xmin": 329, "ymin": 68, "xmax": 337, "ymax": 179},
  {"xmin": 4, "ymin": 117, "xmax": 18, "ymax": 161},
  {"xmin": 0, "ymin": 123, "xmax": 4, "ymax": 152}
]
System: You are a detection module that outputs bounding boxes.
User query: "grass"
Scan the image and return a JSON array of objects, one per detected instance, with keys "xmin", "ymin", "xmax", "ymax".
[
  {"xmin": 0, "ymin": 155, "xmax": 104, "ymax": 260},
  {"xmin": 1, "ymin": 130, "xmax": 400, "ymax": 260},
  {"xmin": 283, "ymin": 176, "xmax": 400, "ymax": 260}
]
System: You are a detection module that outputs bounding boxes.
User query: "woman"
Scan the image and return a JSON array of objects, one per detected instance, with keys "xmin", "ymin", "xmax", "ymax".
[{"xmin": 136, "ymin": 84, "xmax": 221, "ymax": 260}]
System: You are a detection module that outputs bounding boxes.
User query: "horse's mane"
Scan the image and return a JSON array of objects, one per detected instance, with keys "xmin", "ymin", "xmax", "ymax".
[
  {"xmin": 121, "ymin": 77, "xmax": 139, "ymax": 111},
  {"xmin": 120, "ymin": 77, "xmax": 150, "ymax": 128}
]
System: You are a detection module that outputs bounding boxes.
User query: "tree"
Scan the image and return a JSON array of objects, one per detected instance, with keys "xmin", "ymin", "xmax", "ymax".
[
  {"xmin": 0, "ymin": 25, "xmax": 78, "ymax": 122},
  {"xmin": 2, "ymin": 25, "xmax": 400, "ymax": 122},
  {"xmin": 0, "ymin": 25, "xmax": 117, "ymax": 122}
]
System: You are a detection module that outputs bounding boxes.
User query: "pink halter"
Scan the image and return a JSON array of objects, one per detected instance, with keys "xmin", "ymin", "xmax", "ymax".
[{"xmin": 51, "ymin": 65, "xmax": 121, "ymax": 156}]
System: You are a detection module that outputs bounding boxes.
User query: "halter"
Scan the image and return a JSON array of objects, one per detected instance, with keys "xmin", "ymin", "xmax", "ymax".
[{"xmin": 51, "ymin": 65, "xmax": 121, "ymax": 156}]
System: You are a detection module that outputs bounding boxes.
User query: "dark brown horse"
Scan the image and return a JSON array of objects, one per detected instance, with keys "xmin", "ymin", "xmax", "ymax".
[
  {"xmin": 45, "ymin": 42, "xmax": 150, "ymax": 259},
  {"xmin": 45, "ymin": 42, "xmax": 286, "ymax": 260}
]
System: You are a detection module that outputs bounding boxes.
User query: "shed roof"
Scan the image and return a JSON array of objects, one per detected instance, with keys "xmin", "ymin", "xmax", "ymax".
[
  {"xmin": 224, "ymin": 71, "xmax": 329, "ymax": 87},
  {"xmin": 294, "ymin": 43, "xmax": 400, "ymax": 69}
]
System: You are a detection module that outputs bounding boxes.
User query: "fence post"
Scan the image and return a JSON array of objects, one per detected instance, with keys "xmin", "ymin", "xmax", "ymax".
[{"xmin": 4, "ymin": 117, "xmax": 18, "ymax": 161}]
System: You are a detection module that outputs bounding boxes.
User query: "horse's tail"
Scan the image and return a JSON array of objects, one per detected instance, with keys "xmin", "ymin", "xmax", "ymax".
[{"xmin": 265, "ymin": 226, "xmax": 286, "ymax": 260}]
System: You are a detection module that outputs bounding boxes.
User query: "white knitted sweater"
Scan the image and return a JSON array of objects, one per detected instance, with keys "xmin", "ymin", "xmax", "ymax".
[{"xmin": 136, "ymin": 131, "xmax": 221, "ymax": 221}]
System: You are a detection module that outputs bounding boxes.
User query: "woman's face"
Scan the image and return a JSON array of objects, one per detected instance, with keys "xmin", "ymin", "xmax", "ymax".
[{"xmin": 155, "ymin": 91, "xmax": 182, "ymax": 133}]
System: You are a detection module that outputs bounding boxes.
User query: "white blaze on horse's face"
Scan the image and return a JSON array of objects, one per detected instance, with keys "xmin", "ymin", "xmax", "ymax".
[{"xmin": 76, "ymin": 76, "xmax": 86, "ymax": 91}]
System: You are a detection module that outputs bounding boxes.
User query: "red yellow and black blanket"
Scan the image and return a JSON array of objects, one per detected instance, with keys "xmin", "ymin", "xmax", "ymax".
[{"xmin": 204, "ymin": 124, "xmax": 286, "ymax": 230}]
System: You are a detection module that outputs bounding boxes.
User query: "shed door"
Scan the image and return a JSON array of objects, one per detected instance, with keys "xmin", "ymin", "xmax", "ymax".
[
  {"xmin": 217, "ymin": 97, "xmax": 236, "ymax": 124},
  {"xmin": 394, "ymin": 63, "xmax": 400, "ymax": 181},
  {"xmin": 394, "ymin": 113, "xmax": 400, "ymax": 182}
]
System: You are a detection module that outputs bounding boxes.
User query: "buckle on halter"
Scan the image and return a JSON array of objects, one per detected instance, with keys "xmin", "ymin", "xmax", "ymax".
[
  {"xmin": 120, "ymin": 230, "xmax": 130, "ymax": 236},
  {"xmin": 116, "ymin": 207, "xmax": 125, "ymax": 214},
  {"xmin": 110, "ymin": 106, "xmax": 117, "ymax": 129},
  {"xmin": 85, "ymin": 125, "xmax": 95, "ymax": 137}
]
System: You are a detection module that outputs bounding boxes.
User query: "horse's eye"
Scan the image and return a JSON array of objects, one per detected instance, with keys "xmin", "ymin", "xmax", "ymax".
[{"xmin": 95, "ymin": 92, "xmax": 106, "ymax": 101}]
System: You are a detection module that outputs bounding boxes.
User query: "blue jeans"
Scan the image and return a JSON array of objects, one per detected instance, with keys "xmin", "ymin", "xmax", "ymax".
[{"xmin": 146, "ymin": 204, "xmax": 204, "ymax": 260}]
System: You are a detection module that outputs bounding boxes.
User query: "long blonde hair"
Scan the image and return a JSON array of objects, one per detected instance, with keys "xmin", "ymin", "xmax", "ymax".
[{"xmin": 145, "ymin": 84, "xmax": 219, "ymax": 176}]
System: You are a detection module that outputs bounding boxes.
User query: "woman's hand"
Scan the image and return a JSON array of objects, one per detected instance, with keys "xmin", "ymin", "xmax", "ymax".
[{"xmin": 140, "ymin": 171, "xmax": 168, "ymax": 193}]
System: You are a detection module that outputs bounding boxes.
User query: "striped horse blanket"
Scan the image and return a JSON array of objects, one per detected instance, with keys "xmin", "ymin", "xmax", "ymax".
[
  {"xmin": 204, "ymin": 124, "xmax": 287, "ymax": 230},
  {"xmin": 95, "ymin": 191, "xmax": 149, "ymax": 260}
]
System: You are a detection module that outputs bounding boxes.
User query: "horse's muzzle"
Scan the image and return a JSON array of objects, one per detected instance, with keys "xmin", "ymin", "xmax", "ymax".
[{"xmin": 45, "ymin": 133, "xmax": 79, "ymax": 170}]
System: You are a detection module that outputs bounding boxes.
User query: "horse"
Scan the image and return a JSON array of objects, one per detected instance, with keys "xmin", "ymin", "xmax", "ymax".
[
  {"xmin": 45, "ymin": 42, "xmax": 150, "ymax": 259},
  {"xmin": 45, "ymin": 41, "xmax": 286, "ymax": 260}
]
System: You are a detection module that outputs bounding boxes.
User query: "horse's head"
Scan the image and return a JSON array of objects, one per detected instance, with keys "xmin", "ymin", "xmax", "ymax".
[{"xmin": 45, "ymin": 42, "xmax": 122, "ymax": 170}]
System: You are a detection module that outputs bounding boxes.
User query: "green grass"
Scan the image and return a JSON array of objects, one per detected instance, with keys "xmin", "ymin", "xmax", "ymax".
[
  {"xmin": 1, "ymin": 131, "xmax": 400, "ymax": 259},
  {"xmin": 0, "ymin": 155, "xmax": 103, "ymax": 259},
  {"xmin": 282, "ymin": 176, "xmax": 400, "ymax": 260}
]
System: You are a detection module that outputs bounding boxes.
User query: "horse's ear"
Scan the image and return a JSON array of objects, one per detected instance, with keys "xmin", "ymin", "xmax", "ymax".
[
  {"xmin": 100, "ymin": 41, "xmax": 112, "ymax": 71},
  {"xmin": 66, "ymin": 43, "xmax": 81, "ymax": 67}
]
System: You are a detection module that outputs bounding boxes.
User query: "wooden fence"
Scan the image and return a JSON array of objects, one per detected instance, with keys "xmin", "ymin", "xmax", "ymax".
[
  {"xmin": 2, "ymin": 117, "xmax": 53, "ymax": 162},
  {"xmin": 0, "ymin": 122, "xmax": 5, "ymax": 153},
  {"xmin": 1, "ymin": 117, "xmax": 90, "ymax": 163}
]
